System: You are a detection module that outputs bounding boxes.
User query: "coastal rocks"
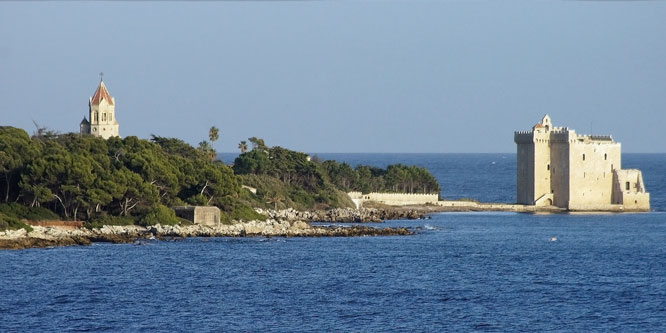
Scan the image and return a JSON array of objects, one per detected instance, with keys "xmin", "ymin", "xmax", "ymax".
[
  {"xmin": 0, "ymin": 236, "xmax": 91, "ymax": 250},
  {"xmin": 0, "ymin": 226, "xmax": 93, "ymax": 249},
  {"xmin": 256, "ymin": 207, "xmax": 427, "ymax": 223},
  {"xmin": 307, "ymin": 225, "xmax": 411, "ymax": 237},
  {"xmin": 1, "ymin": 217, "xmax": 413, "ymax": 250},
  {"xmin": 256, "ymin": 208, "xmax": 318, "ymax": 222}
]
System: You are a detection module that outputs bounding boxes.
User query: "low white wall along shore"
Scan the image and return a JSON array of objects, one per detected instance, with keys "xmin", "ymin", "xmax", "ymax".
[{"xmin": 348, "ymin": 192, "xmax": 439, "ymax": 208}]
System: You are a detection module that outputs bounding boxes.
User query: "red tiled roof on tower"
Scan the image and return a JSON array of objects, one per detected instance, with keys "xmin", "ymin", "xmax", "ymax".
[{"xmin": 90, "ymin": 81, "xmax": 114, "ymax": 106}]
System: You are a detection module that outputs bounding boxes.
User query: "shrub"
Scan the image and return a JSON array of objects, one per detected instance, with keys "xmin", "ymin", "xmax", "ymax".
[
  {"xmin": 0, "ymin": 203, "xmax": 59, "ymax": 221},
  {"xmin": 137, "ymin": 204, "xmax": 180, "ymax": 227},
  {"xmin": 219, "ymin": 211, "xmax": 231, "ymax": 225},
  {"xmin": 0, "ymin": 212, "xmax": 33, "ymax": 232},
  {"xmin": 230, "ymin": 203, "xmax": 266, "ymax": 222},
  {"xmin": 290, "ymin": 189, "xmax": 315, "ymax": 208}
]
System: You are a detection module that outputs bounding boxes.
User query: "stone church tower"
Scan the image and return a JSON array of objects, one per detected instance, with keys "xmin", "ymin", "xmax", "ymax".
[{"xmin": 80, "ymin": 76, "xmax": 119, "ymax": 139}]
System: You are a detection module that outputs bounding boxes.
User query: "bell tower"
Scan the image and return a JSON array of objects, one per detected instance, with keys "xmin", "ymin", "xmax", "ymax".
[{"xmin": 81, "ymin": 73, "xmax": 119, "ymax": 139}]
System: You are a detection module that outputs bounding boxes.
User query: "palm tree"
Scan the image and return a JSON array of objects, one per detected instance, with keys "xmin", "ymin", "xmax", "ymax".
[
  {"xmin": 238, "ymin": 141, "xmax": 248, "ymax": 154},
  {"xmin": 208, "ymin": 126, "xmax": 219, "ymax": 143},
  {"xmin": 266, "ymin": 192, "xmax": 284, "ymax": 210}
]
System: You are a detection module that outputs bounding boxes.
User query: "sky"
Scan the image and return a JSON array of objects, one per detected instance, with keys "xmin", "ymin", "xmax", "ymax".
[{"xmin": 1, "ymin": 1, "xmax": 665, "ymax": 153}]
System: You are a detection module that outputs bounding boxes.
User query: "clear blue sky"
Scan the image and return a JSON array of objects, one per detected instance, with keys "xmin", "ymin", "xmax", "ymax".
[{"xmin": 1, "ymin": 1, "xmax": 664, "ymax": 153}]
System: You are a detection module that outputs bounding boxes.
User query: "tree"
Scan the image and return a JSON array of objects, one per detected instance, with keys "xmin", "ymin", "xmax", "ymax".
[
  {"xmin": 238, "ymin": 141, "xmax": 248, "ymax": 154},
  {"xmin": 0, "ymin": 127, "xmax": 41, "ymax": 203},
  {"xmin": 198, "ymin": 141, "xmax": 216, "ymax": 161},
  {"xmin": 233, "ymin": 150, "xmax": 271, "ymax": 175},
  {"xmin": 209, "ymin": 126, "xmax": 219, "ymax": 143},
  {"xmin": 266, "ymin": 192, "xmax": 283, "ymax": 210},
  {"xmin": 248, "ymin": 137, "xmax": 267, "ymax": 151},
  {"xmin": 150, "ymin": 135, "xmax": 200, "ymax": 160}
]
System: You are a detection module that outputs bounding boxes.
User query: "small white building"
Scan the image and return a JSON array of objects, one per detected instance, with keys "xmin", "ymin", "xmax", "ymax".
[{"xmin": 173, "ymin": 206, "xmax": 221, "ymax": 226}]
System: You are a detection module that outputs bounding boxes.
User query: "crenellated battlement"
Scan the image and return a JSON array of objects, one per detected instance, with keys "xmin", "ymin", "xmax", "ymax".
[{"xmin": 514, "ymin": 132, "xmax": 534, "ymax": 144}]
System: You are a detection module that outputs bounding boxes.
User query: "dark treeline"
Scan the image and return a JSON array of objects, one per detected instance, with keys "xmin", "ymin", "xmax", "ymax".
[{"xmin": 0, "ymin": 126, "xmax": 260, "ymax": 224}]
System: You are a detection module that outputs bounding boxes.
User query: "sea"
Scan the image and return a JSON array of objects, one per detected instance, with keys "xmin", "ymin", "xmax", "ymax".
[{"xmin": 1, "ymin": 153, "xmax": 665, "ymax": 332}]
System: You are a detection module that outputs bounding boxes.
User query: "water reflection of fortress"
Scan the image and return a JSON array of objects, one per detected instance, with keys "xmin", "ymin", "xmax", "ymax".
[{"xmin": 515, "ymin": 115, "xmax": 649, "ymax": 211}]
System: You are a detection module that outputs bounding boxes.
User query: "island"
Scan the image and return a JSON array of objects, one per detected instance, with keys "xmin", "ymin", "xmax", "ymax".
[{"xmin": 0, "ymin": 81, "xmax": 651, "ymax": 250}]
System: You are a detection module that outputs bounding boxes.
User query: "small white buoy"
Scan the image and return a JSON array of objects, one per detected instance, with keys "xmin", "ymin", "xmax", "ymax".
[{"xmin": 550, "ymin": 237, "xmax": 558, "ymax": 242}]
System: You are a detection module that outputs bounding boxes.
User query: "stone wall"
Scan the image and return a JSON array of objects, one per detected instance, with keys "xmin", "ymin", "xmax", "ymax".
[
  {"xmin": 567, "ymin": 139, "xmax": 621, "ymax": 209},
  {"xmin": 612, "ymin": 169, "xmax": 650, "ymax": 210}
]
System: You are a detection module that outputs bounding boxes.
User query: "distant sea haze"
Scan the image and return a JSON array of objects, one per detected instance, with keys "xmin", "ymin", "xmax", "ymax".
[{"xmin": 221, "ymin": 153, "xmax": 666, "ymax": 212}]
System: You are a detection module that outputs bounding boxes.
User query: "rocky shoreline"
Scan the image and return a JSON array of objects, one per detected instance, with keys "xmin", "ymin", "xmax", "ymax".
[
  {"xmin": 256, "ymin": 207, "xmax": 428, "ymax": 223},
  {"xmin": 0, "ymin": 214, "xmax": 413, "ymax": 250}
]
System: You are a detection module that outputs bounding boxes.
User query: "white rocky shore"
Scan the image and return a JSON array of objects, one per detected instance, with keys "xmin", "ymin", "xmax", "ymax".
[
  {"xmin": 256, "ymin": 207, "xmax": 427, "ymax": 223},
  {"xmin": 1, "ymin": 216, "xmax": 412, "ymax": 250}
]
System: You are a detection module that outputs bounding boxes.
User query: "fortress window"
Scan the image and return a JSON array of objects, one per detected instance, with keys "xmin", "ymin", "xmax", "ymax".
[
  {"xmin": 583, "ymin": 154, "xmax": 586, "ymax": 161},
  {"xmin": 604, "ymin": 153, "xmax": 607, "ymax": 160},
  {"xmin": 94, "ymin": 112, "xmax": 98, "ymax": 122},
  {"xmin": 547, "ymin": 164, "xmax": 550, "ymax": 171},
  {"xmin": 103, "ymin": 113, "xmax": 107, "ymax": 121},
  {"xmin": 110, "ymin": 113, "xmax": 113, "ymax": 121},
  {"xmin": 626, "ymin": 182, "xmax": 630, "ymax": 191}
]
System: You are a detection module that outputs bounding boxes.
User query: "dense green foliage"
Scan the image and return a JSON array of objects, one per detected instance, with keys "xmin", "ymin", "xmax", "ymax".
[
  {"xmin": 0, "ymin": 126, "xmax": 260, "ymax": 225},
  {"xmin": 0, "ymin": 127, "xmax": 441, "ymax": 230},
  {"xmin": 138, "ymin": 204, "xmax": 180, "ymax": 226},
  {"xmin": 233, "ymin": 144, "xmax": 357, "ymax": 210},
  {"xmin": 0, "ymin": 212, "xmax": 33, "ymax": 232},
  {"xmin": 321, "ymin": 162, "xmax": 441, "ymax": 194},
  {"xmin": 0, "ymin": 203, "xmax": 42, "ymax": 232},
  {"xmin": 233, "ymin": 140, "xmax": 440, "ymax": 209},
  {"xmin": 0, "ymin": 203, "xmax": 59, "ymax": 221}
]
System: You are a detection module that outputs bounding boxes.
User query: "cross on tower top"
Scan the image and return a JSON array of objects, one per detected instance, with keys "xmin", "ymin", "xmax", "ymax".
[{"xmin": 99, "ymin": 72, "xmax": 104, "ymax": 82}]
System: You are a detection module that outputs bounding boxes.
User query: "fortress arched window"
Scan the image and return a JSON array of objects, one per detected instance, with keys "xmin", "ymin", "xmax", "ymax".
[
  {"xmin": 604, "ymin": 153, "xmax": 607, "ymax": 160},
  {"xmin": 109, "ymin": 113, "xmax": 112, "ymax": 121},
  {"xmin": 626, "ymin": 182, "xmax": 630, "ymax": 191},
  {"xmin": 583, "ymin": 154, "xmax": 586, "ymax": 161},
  {"xmin": 94, "ymin": 112, "xmax": 98, "ymax": 122},
  {"xmin": 103, "ymin": 113, "xmax": 107, "ymax": 121},
  {"xmin": 547, "ymin": 164, "xmax": 550, "ymax": 171}
]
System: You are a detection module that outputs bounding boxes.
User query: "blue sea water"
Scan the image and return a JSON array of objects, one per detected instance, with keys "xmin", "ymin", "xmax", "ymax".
[{"xmin": 2, "ymin": 154, "xmax": 666, "ymax": 332}]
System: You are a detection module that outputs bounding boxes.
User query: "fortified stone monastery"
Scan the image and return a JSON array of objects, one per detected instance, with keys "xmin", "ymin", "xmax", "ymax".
[
  {"xmin": 80, "ymin": 78, "xmax": 119, "ymax": 139},
  {"xmin": 515, "ymin": 115, "xmax": 649, "ymax": 211}
]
